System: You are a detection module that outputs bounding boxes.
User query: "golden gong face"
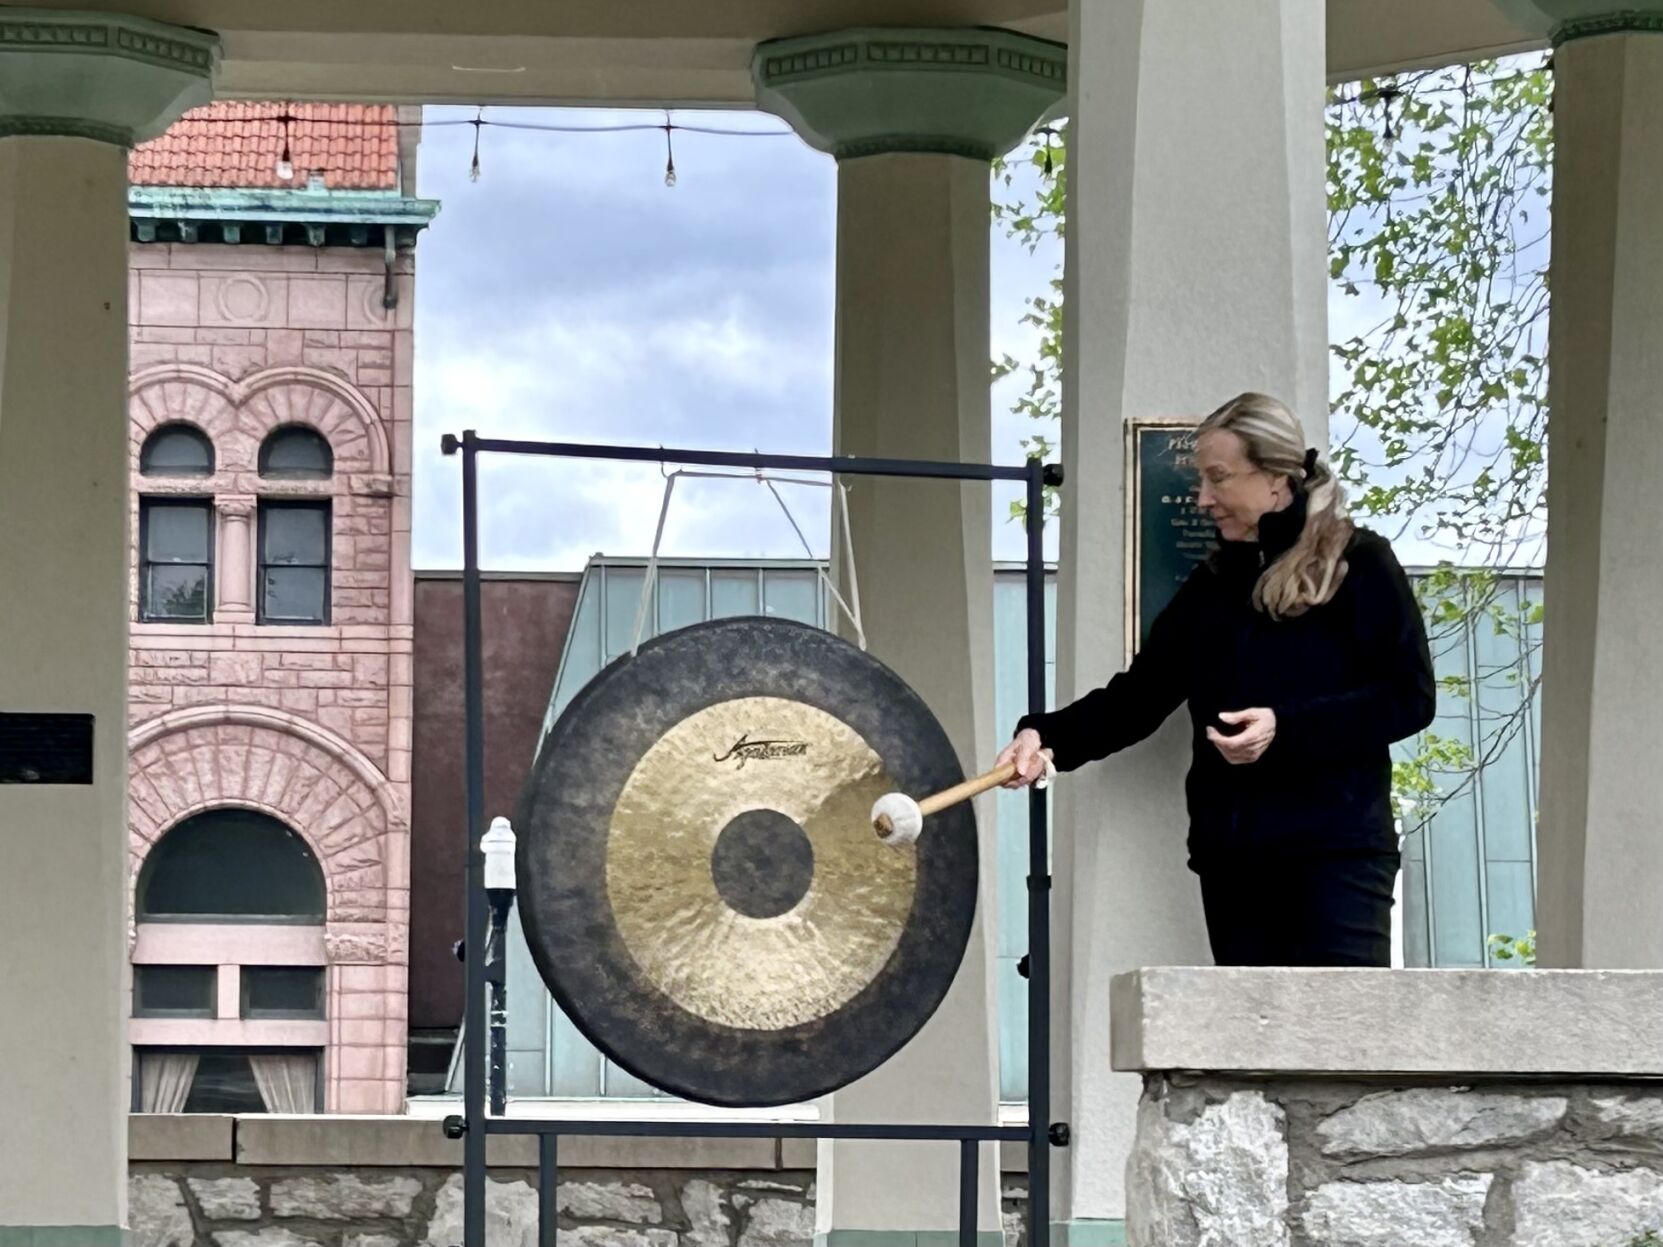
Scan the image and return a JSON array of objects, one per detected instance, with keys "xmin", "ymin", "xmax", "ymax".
[{"xmin": 605, "ymin": 695, "xmax": 919, "ymax": 1031}]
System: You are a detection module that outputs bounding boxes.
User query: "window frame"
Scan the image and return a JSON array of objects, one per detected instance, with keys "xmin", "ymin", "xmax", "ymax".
[
  {"xmin": 138, "ymin": 496, "xmax": 215, "ymax": 624},
  {"xmin": 131, "ymin": 964, "xmax": 218, "ymax": 1020},
  {"xmin": 258, "ymin": 425, "xmax": 334, "ymax": 481},
  {"xmin": 136, "ymin": 808, "xmax": 327, "ymax": 926},
  {"xmin": 139, "ymin": 423, "xmax": 215, "ymax": 478},
  {"xmin": 131, "ymin": 1045, "xmax": 324, "ymax": 1115},
  {"xmin": 240, "ymin": 966, "xmax": 327, "ymax": 1021},
  {"xmin": 256, "ymin": 498, "xmax": 332, "ymax": 627}
]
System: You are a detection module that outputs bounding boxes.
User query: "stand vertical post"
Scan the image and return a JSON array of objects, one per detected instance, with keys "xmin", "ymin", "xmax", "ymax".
[
  {"xmin": 461, "ymin": 431, "xmax": 489, "ymax": 1247},
  {"xmin": 1024, "ymin": 459, "xmax": 1052, "ymax": 1247}
]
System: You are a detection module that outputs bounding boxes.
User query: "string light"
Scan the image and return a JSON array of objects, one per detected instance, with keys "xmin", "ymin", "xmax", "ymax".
[
  {"xmin": 152, "ymin": 106, "xmax": 798, "ymax": 189},
  {"xmin": 275, "ymin": 108, "xmax": 294, "ymax": 180}
]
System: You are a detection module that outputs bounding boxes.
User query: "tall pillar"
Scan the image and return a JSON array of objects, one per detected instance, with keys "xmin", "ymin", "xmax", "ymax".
[
  {"xmin": 1054, "ymin": 2, "xmax": 1328, "ymax": 1237},
  {"xmin": 754, "ymin": 29, "xmax": 1064, "ymax": 1247},
  {"xmin": 1492, "ymin": 1, "xmax": 1663, "ymax": 968},
  {"xmin": 0, "ymin": 13, "xmax": 216, "ymax": 1242}
]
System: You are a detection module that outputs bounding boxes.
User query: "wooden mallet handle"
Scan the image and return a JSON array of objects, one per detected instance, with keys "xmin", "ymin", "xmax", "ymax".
[{"xmin": 917, "ymin": 761, "xmax": 1019, "ymax": 816}]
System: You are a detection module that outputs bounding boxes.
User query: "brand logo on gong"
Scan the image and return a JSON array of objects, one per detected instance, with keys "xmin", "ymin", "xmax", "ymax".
[{"xmin": 714, "ymin": 733, "xmax": 809, "ymax": 770}]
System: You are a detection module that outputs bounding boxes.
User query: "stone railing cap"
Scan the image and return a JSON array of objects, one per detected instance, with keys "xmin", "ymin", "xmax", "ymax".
[{"xmin": 1111, "ymin": 966, "xmax": 1663, "ymax": 1077}]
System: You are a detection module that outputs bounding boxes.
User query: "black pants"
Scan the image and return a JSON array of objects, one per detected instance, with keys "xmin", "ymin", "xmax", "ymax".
[{"xmin": 1197, "ymin": 852, "xmax": 1399, "ymax": 968}]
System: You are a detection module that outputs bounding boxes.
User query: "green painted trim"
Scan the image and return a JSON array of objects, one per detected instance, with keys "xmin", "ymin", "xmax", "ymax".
[
  {"xmin": 0, "ymin": 1227, "xmax": 127, "ymax": 1247},
  {"xmin": 130, "ymin": 187, "xmax": 442, "ymax": 228},
  {"xmin": 815, "ymin": 1233, "xmax": 1005, "ymax": 1247},
  {"xmin": 0, "ymin": 115, "xmax": 134, "ymax": 145},
  {"xmin": 752, "ymin": 26, "xmax": 1066, "ymax": 163},
  {"xmin": 0, "ymin": 13, "xmax": 214, "ymax": 74},
  {"xmin": 1554, "ymin": 10, "xmax": 1663, "ymax": 41},
  {"xmin": 1048, "ymin": 1221, "xmax": 1127, "ymax": 1247},
  {"xmin": 0, "ymin": 10, "xmax": 218, "ymax": 148}
]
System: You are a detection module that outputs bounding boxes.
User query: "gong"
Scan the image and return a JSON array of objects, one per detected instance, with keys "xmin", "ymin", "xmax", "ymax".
[{"xmin": 513, "ymin": 615, "xmax": 979, "ymax": 1107}]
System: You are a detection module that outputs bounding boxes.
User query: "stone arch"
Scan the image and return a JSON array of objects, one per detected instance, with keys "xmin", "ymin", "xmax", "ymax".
[
  {"xmin": 128, "ymin": 364, "xmax": 390, "ymax": 478},
  {"xmin": 129, "ymin": 705, "xmax": 402, "ymax": 927},
  {"xmin": 240, "ymin": 367, "xmax": 388, "ymax": 477}
]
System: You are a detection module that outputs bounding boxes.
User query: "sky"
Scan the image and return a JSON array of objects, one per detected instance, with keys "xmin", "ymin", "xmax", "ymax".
[
  {"xmin": 408, "ymin": 103, "xmax": 1480, "ymax": 575},
  {"xmin": 410, "ymin": 105, "xmax": 1059, "ymax": 573}
]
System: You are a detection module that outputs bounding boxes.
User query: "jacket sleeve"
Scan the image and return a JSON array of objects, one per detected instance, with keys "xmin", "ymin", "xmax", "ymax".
[
  {"xmin": 1012, "ymin": 572, "xmax": 1195, "ymax": 772},
  {"xmin": 1267, "ymin": 533, "xmax": 1436, "ymax": 761}
]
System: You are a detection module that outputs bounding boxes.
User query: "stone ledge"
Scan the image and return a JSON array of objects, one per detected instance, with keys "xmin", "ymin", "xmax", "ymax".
[
  {"xmin": 131, "ymin": 1112, "xmax": 235, "ymax": 1161},
  {"xmin": 1111, "ymin": 967, "xmax": 1663, "ymax": 1076},
  {"xmin": 132, "ymin": 1114, "xmax": 1034, "ymax": 1174},
  {"xmin": 228, "ymin": 1115, "xmax": 785, "ymax": 1169}
]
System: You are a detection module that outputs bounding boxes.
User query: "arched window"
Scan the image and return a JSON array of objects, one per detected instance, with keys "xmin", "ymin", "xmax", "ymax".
[
  {"xmin": 140, "ymin": 424, "xmax": 214, "ymax": 477},
  {"xmin": 258, "ymin": 426, "xmax": 333, "ymax": 480},
  {"xmin": 137, "ymin": 808, "xmax": 325, "ymax": 923}
]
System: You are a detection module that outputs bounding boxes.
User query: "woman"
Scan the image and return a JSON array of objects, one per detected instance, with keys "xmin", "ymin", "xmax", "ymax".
[{"xmin": 996, "ymin": 392, "xmax": 1435, "ymax": 967}]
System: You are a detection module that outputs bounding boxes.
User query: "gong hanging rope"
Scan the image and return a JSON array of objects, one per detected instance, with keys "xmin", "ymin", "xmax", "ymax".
[{"xmin": 627, "ymin": 467, "xmax": 866, "ymax": 657}]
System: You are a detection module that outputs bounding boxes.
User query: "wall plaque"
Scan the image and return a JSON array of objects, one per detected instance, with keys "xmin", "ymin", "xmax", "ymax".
[
  {"xmin": 0, "ymin": 712, "xmax": 94, "ymax": 784},
  {"xmin": 1125, "ymin": 417, "xmax": 1214, "ymax": 662}
]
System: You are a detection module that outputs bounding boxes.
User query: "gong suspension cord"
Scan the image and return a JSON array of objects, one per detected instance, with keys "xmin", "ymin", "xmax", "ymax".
[{"xmin": 627, "ymin": 467, "xmax": 867, "ymax": 658}]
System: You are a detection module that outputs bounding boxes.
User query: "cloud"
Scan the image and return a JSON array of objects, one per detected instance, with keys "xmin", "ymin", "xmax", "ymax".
[{"xmin": 411, "ymin": 105, "xmax": 1066, "ymax": 574}]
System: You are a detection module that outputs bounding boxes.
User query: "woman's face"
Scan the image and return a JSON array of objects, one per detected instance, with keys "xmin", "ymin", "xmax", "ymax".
[{"xmin": 1194, "ymin": 430, "xmax": 1288, "ymax": 542}]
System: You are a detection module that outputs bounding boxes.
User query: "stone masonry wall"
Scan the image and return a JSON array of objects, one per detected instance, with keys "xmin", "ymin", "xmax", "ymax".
[
  {"xmin": 124, "ymin": 241, "xmax": 417, "ymax": 1114},
  {"xmin": 129, "ymin": 1167, "xmax": 1033, "ymax": 1247},
  {"xmin": 1129, "ymin": 1073, "xmax": 1663, "ymax": 1247}
]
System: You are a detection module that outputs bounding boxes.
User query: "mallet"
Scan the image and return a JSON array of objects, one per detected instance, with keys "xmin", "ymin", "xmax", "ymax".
[{"xmin": 872, "ymin": 756, "xmax": 1054, "ymax": 846}]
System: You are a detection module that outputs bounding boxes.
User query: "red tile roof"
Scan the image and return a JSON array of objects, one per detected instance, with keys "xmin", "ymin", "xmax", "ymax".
[{"xmin": 130, "ymin": 102, "xmax": 401, "ymax": 191}]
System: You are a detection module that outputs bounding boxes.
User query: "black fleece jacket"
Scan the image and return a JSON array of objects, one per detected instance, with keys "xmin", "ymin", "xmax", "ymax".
[{"xmin": 1015, "ymin": 497, "xmax": 1436, "ymax": 868}]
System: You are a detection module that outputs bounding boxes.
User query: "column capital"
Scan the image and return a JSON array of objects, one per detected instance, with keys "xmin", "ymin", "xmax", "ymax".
[
  {"xmin": 1493, "ymin": 0, "xmax": 1663, "ymax": 43},
  {"xmin": 217, "ymin": 494, "xmax": 256, "ymax": 520},
  {"xmin": 0, "ymin": 9, "xmax": 219, "ymax": 147},
  {"xmin": 751, "ymin": 26, "xmax": 1065, "ymax": 162}
]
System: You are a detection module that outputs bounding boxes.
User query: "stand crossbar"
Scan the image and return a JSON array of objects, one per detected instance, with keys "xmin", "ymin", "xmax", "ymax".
[{"xmin": 441, "ymin": 430, "xmax": 1062, "ymax": 1247}]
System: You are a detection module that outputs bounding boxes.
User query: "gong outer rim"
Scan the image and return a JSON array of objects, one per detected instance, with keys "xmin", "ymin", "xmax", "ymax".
[{"xmin": 513, "ymin": 615, "xmax": 979, "ymax": 1108}]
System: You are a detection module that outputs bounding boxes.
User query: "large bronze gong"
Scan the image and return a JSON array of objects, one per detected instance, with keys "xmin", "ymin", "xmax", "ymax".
[{"xmin": 513, "ymin": 615, "xmax": 979, "ymax": 1107}]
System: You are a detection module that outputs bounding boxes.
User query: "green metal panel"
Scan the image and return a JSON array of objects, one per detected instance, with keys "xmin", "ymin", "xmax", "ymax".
[{"xmin": 1394, "ymin": 573, "xmax": 1542, "ymax": 969}]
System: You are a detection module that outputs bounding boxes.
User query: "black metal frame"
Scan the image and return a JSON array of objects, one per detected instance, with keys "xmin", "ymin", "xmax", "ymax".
[{"xmin": 440, "ymin": 430, "xmax": 1063, "ymax": 1247}]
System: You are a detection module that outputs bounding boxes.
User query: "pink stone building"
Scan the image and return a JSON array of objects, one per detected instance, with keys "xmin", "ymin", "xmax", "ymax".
[{"xmin": 122, "ymin": 103, "xmax": 437, "ymax": 1115}]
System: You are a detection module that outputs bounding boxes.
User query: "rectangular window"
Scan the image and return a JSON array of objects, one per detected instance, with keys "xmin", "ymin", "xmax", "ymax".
[
  {"xmin": 241, "ymin": 966, "xmax": 326, "ymax": 1019},
  {"xmin": 258, "ymin": 501, "xmax": 330, "ymax": 625},
  {"xmin": 133, "ymin": 1048, "xmax": 321, "ymax": 1114},
  {"xmin": 133, "ymin": 965, "xmax": 216, "ymax": 1018},
  {"xmin": 139, "ymin": 498, "xmax": 213, "ymax": 622}
]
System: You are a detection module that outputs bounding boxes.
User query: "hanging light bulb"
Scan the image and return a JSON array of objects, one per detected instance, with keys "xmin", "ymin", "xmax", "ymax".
[
  {"xmin": 662, "ymin": 111, "xmax": 676, "ymax": 188},
  {"xmin": 276, "ymin": 106, "xmax": 295, "ymax": 180}
]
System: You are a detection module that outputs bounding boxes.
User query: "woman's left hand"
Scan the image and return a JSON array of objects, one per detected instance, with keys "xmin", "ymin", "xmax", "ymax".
[{"xmin": 1207, "ymin": 708, "xmax": 1276, "ymax": 765}]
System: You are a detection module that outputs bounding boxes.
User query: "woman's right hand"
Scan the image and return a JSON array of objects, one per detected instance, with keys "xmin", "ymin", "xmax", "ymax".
[{"xmin": 996, "ymin": 728, "xmax": 1053, "ymax": 789}]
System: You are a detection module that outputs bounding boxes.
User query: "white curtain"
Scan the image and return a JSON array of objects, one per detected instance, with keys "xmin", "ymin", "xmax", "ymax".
[
  {"xmin": 140, "ymin": 1053, "xmax": 199, "ymax": 1113},
  {"xmin": 250, "ymin": 1052, "xmax": 317, "ymax": 1113}
]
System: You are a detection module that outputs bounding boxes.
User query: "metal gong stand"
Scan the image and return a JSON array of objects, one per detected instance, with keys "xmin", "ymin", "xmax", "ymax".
[{"xmin": 439, "ymin": 430, "xmax": 1066, "ymax": 1247}]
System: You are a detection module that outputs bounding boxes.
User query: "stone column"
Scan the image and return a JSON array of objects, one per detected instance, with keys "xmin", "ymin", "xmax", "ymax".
[
  {"xmin": 216, "ymin": 494, "xmax": 256, "ymax": 619},
  {"xmin": 1491, "ymin": 1, "xmax": 1663, "ymax": 968},
  {"xmin": 754, "ymin": 28, "xmax": 1064, "ymax": 1247},
  {"xmin": 0, "ymin": 13, "xmax": 216, "ymax": 1243},
  {"xmin": 1052, "ymin": 1, "xmax": 1329, "ymax": 1236}
]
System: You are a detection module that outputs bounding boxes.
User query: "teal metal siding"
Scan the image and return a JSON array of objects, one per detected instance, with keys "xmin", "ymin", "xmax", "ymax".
[
  {"xmin": 1396, "ymin": 574, "xmax": 1542, "ymax": 969},
  {"xmin": 459, "ymin": 558, "xmax": 1543, "ymax": 1102}
]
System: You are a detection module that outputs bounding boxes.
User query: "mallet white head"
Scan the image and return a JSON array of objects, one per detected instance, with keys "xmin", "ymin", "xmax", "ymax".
[{"xmin": 871, "ymin": 792, "xmax": 923, "ymax": 846}]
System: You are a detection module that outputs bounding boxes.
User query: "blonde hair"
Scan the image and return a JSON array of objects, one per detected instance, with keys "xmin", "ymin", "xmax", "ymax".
[{"xmin": 1199, "ymin": 392, "xmax": 1353, "ymax": 619}]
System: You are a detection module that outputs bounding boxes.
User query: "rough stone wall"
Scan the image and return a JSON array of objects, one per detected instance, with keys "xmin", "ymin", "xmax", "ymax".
[
  {"xmin": 1129, "ymin": 1073, "xmax": 1663, "ymax": 1247},
  {"xmin": 129, "ymin": 1167, "xmax": 1033, "ymax": 1247}
]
